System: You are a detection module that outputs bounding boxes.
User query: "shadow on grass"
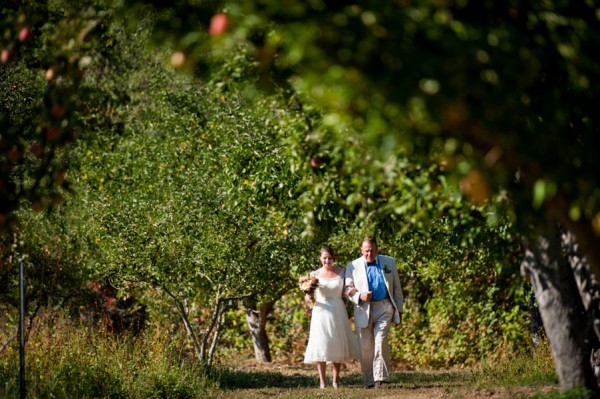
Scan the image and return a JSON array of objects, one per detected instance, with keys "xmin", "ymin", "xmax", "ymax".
[
  {"xmin": 216, "ymin": 368, "xmax": 473, "ymax": 390},
  {"xmin": 216, "ymin": 368, "xmax": 320, "ymax": 389}
]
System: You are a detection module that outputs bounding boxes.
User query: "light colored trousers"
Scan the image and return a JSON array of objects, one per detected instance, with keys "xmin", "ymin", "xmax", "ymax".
[{"xmin": 357, "ymin": 299, "xmax": 394, "ymax": 386}]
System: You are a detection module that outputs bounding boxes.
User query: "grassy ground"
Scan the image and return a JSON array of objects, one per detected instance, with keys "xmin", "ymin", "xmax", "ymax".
[
  {"xmin": 2, "ymin": 320, "xmax": 590, "ymax": 399},
  {"xmin": 210, "ymin": 359, "xmax": 562, "ymax": 399}
]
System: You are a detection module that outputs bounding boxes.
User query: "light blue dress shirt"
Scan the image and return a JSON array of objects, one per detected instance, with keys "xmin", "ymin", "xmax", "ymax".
[{"xmin": 366, "ymin": 257, "xmax": 388, "ymax": 301}]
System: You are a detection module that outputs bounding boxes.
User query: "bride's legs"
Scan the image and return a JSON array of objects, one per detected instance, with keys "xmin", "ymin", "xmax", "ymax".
[
  {"xmin": 316, "ymin": 362, "xmax": 327, "ymax": 388},
  {"xmin": 332, "ymin": 363, "xmax": 341, "ymax": 388}
]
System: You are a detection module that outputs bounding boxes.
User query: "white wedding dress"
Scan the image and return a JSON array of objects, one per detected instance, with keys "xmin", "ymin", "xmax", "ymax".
[{"xmin": 303, "ymin": 271, "xmax": 360, "ymax": 363}]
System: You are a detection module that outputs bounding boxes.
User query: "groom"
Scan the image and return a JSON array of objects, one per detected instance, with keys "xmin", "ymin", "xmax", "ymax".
[{"xmin": 346, "ymin": 236, "xmax": 403, "ymax": 388}]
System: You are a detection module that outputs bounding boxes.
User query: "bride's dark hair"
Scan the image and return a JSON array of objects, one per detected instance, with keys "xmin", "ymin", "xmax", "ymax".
[{"xmin": 320, "ymin": 245, "xmax": 337, "ymax": 260}]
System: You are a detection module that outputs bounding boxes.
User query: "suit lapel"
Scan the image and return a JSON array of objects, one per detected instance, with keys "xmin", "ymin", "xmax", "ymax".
[
  {"xmin": 355, "ymin": 258, "xmax": 369, "ymax": 291},
  {"xmin": 379, "ymin": 257, "xmax": 392, "ymax": 293},
  {"xmin": 373, "ymin": 255, "xmax": 390, "ymax": 292}
]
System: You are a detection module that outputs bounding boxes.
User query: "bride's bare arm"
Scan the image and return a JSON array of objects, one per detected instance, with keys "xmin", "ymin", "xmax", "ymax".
[{"xmin": 345, "ymin": 285, "xmax": 356, "ymax": 297}]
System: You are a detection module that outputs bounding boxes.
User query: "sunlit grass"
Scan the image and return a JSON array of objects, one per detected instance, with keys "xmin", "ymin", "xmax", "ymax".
[
  {"xmin": 0, "ymin": 318, "xmax": 568, "ymax": 399},
  {"xmin": 476, "ymin": 340, "xmax": 557, "ymax": 387},
  {"xmin": 0, "ymin": 317, "xmax": 215, "ymax": 398}
]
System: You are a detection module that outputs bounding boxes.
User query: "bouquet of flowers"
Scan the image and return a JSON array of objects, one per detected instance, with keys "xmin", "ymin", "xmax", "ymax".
[{"xmin": 298, "ymin": 274, "xmax": 319, "ymax": 295}]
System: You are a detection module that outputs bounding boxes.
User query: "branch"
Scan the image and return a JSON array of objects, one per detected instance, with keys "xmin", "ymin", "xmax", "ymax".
[
  {"xmin": 200, "ymin": 283, "xmax": 223, "ymax": 360},
  {"xmin": 0, "ymin": 332, "xmax": 17, "ymax": 354},
  {"xmin": 207, "ymin": 302, "xmax": 231, "ymax": 366},
  {"xmin": 0, "ymin": 300, "xmax": 41, "ymax": 354},
  {"xmin": 161, "ymin": 283, "xmax": 203, "ymax": 361}
]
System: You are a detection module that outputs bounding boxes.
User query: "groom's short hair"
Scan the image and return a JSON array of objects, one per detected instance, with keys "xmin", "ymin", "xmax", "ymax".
[{"xmin": 362, "ymin": 236, "xmax": 377, "ymax": 247}]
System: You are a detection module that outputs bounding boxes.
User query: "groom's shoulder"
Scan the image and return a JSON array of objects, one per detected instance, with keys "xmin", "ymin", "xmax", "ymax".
[
  {"xmin": 348, "ymin": 257, "xmax": 362, "ymax": 267},
  {"xmin": 379, "ymin": 254, "xmax": 395, "ymax": 262}
]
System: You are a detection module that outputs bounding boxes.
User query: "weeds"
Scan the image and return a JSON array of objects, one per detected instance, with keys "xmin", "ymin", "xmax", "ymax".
[
  {"xmin": 0, "ymin": 317, "xmax": 215, "ymax": 398},
  {"xmin": 0, "ymin": 316, "xmax": 566, "ymax": 398},
  {"xmin": 476, "ymin": 340, "xmax": 557, "ymax": 387}
]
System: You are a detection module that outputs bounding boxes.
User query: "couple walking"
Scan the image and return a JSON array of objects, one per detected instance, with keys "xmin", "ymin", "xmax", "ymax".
[{"xmin": 303, "ymin": 236, "xmax": 404, "ymax": 389}]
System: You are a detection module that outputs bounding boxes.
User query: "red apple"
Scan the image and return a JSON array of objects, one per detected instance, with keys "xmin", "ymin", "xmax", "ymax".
[
  {"xmin": 30, "ymin": 142, "xmax": 44, "ymax": 157},
  {"xmin": 170, "ymin": 51, "xmax": 185, "ymax": 68},
  {"xmin": 1, "ymin": 49, "xmax": 12, "ymax": 63},
  {"xmin": 56, "ymin": 170, "xmax": 66, "ymax": 184},
  {"xmin": 209, "ymin": 13, "xmax": 229, "ymax": 36},
  {"xmin": 46, "ymin": 126, "xmax": 61, "ymax": 141},
  {"xmin": 45, "ymin": 68, "xmax": 55, "ymax": 81},
  {"xmin": 18, "ymin": 27, "xmax": 31, "ymax": 42},
  {"xmin": 52, "ymin": 103, "xmax": 65, "ymax": 118},
  {"xmin": 7, "ymin": 146, "xmax": 21, "ymax": 162}
]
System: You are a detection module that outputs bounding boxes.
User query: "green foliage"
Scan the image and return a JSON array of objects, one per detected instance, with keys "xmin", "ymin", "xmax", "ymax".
[
  {"xmin": 0, "ymin": 312, "xmax": 559, "ymax": 397},
  {"xmin": 2, "ymin": 0, "xmax": 550, "ymax": 372},
  {"xmin": 2, "ymin": 205, "xmax": 95, "ymax": 315},
  {"xmin": 0, "ymin": 316, "xmax": 214, "ymax": 399},
  {"xmin": 38, "ymin": 8, "xmax": 317, "ymax": 362},
  {"xmin": 477, "ymin": 340, "xmax": 557, "ymax": 387},
  {"xmin": 119, "ymin": 3, "xmax": 600, "ymax": 332},
  {"xmin": 74, "ymin": 45, "xmax": 310, "ymax": 301},
  {"xmin": 265, "ymin": 293, "xmax": 311, "ymax": 362},
  {"xmin": 237, "ymin": 0, "xmax": 600, "ymax": 214},
  {"xmin": 0, "ymin": 0, "xmax": 114, "ymax": 231},
  {"xmin": 386, "ymin": 211, "xmax": 526, "ymax": 366}
]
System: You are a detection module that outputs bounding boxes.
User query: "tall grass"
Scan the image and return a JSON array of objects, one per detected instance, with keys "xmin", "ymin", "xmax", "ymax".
[
  {"xmin": 473, "ymin": 339, "xmax": 600, "ymax": 398},
  {"xmin": 472, "ymin": 339, "xmax": 597, "ymax": 398},
  {"xmin": 0, "ymin": 316, "xmax": 216, "ymax": 398},
  {"xmin": 476, "ymin": 339, "xmax": 557, "ymax": 387},
  {"xmin": 1, "ymin": 315, "xmax": 585, "ymax": 398}
]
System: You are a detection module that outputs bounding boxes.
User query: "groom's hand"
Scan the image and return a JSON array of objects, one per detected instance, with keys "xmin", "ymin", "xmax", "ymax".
[{"xmin": 360, "ymin": 291, "xmax": 372, "ymax": 302}]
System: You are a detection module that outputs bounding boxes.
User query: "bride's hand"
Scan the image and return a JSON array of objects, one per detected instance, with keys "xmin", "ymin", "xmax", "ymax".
[{"xmin": 346, "ymin": 286, "xmax": 356, "ymax": 296}]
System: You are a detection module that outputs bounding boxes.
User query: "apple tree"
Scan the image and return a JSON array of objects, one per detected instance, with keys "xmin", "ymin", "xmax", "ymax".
[
  {"xmin": 0, "ymin": 0, "xmax": 135, "ymax": 324},
  {"xmin": 119, "ymin": 0, "xmax": 600, "ymax": 390},
  {"xmin": 67, "ymin": 23, "xmax": 313, "ymax": 363}
]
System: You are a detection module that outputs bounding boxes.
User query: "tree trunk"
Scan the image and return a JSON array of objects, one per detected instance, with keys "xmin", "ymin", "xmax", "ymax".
[
  {"xmin": 243, "ymin": 296, "xmax": 274, "ymax": 363},
  {"xmin": 521, "ymin": 223, "xmax": 599, "ymax": 393},
  {"xmin": 561, "ymin": 229, "xmax": 600, "ymax": 377},
  {"xmin": 547, "ymin": 195, "xmax": 600, "ymax": 301},
  {"xmin": 561, "ymin": 230, "xmax": 600, "ymax": 342}
]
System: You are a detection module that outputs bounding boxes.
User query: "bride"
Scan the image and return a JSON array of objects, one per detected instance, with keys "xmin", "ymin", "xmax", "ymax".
[{"xmin": 303, "ymin": 245, "xmax": 359, "ymax": 388}]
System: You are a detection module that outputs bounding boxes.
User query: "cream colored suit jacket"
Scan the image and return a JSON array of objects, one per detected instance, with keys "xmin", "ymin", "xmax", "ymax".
[{"xmin": 345, "ymin": 255, "xmax": 404, "ymax": 328}]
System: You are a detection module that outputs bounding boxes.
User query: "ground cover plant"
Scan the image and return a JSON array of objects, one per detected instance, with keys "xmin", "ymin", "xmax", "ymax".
[
  {"xmin": 0, "ymin": 317, "xmax": 575, "ymax": 398},
  {"xmin": 0, "ymin": 315, "xmax": 215, "ymax": 399}
]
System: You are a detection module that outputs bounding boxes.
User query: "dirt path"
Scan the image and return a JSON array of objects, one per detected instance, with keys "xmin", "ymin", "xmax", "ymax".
[{"xmin": 212, "ymin": 361, "xmax": 558, "ymax": 399}]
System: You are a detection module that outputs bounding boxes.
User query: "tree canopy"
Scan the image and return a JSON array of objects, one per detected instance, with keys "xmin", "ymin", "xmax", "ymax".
[
  {"xmin": 123, "ymin": 0, "xmax": 600, "ymax": 262},
  {"xmin": 3, "ymin": 0, "xmax": 600, "ymax": 388}
]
